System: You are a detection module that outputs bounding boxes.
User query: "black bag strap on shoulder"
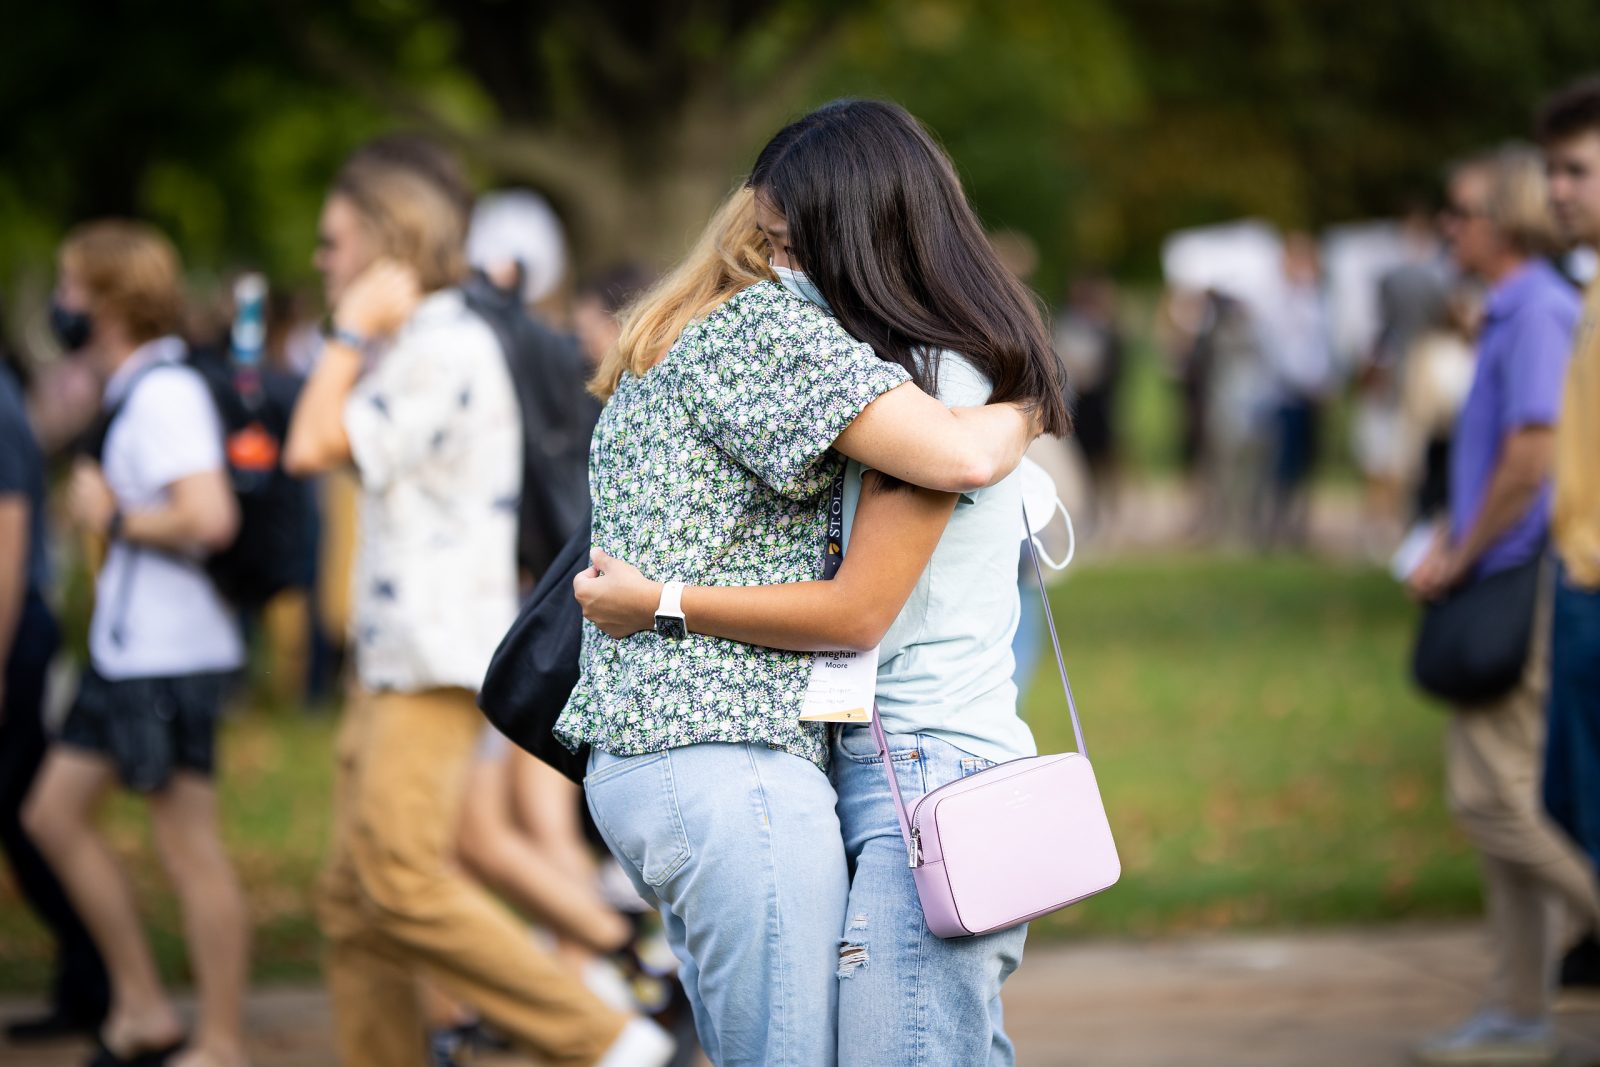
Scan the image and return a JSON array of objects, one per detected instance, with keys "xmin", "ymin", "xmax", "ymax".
[
  {"xmin": 83, "ymin": 359, "xmax": 180, "ymax": 648},
  {"xmin": 82, "ymin": 359, "xmax": 174, "ymax": 464},
  {"xmin": 461, "ymin": 270, "xmax": 597, "ymax": 580}
]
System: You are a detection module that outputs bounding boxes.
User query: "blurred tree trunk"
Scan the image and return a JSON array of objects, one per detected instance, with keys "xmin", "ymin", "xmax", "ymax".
[{"xmin": 292, "ymin": 0, "xmax": 859, "ymax": 269}]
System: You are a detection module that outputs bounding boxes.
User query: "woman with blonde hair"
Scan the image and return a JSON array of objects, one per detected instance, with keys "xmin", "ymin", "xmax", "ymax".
[{"xmin": 558, "ymin": 100, "xmax": 1062, "ymax": 1065}]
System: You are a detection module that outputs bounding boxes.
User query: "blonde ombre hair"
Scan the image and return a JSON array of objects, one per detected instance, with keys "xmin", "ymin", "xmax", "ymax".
[
  {"xmin": 591, "ymin": 187, "xmax": 774, "ymax": 400},
  {"xmin": 332, "ymin": 157, "xmax": 469, "ymax": 292},
  {"xmin": 60, "ymin": 220, "xmax": 184, "ymax": 345}
]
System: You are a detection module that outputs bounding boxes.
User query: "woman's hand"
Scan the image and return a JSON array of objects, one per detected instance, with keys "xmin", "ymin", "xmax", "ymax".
[
  {"xmin": 334, "ymin": 259, "xmax": 422, "ymax": 340},
  {"xmin": 68, "ymin": 459, "xmax": 116, "ymax": 535},
  {"xmin": 948, "ymin": 399, "xmax": 1039, "ymax": 483},
  {"xmin": 573, "ymin": 549, "xmax": 661, "ymax": 639}
]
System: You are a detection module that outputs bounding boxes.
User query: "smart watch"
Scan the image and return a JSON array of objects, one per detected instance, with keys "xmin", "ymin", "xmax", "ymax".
[
  {"xmin": 323, "ymin": 320, "xmax": 376, "ymax": 359},
  {"xmin": 654, "ymin": 581, "xmax": 688, "ymax": 640}
]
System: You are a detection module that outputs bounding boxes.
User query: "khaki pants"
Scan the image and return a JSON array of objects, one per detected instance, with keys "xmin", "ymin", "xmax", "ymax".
[
  {"xmin": 316, "ymin": 688, "xmax": 628, "ymax": 1067},
  {"xmin": 1446, "ymin": 572, "xmax": 1600, "ymax": 1020}
]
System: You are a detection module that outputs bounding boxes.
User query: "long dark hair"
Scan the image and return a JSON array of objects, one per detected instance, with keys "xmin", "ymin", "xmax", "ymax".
[{"xmin": 748, "ymin": 99, "xmax": 1071, "ymax": 436}]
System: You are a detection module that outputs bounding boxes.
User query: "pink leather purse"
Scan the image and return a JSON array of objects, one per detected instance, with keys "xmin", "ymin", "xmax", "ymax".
[{"xmin": 871, "ymin": 520, "xmax": 1120, "ymax": 939}]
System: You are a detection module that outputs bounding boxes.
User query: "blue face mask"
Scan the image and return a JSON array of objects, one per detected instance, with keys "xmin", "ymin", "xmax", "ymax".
[{"xmin": 772, "ymin": 262, "xmax": 830, "ymax": 312}]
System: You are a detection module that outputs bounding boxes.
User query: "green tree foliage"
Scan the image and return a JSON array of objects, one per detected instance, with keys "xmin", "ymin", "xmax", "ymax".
[{"xmin": 1, "ymin": 0, "xmax": 1596, "ymax": 302}]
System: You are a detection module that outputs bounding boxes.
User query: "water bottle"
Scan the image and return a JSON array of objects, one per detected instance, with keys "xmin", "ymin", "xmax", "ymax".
[
  {"xmin": 226, "ymin": 273, "xmax": 276, "ymax": 492},
  {"xmin": 230, "ymin": 272, "xmax": 267, "ymax": 409}
]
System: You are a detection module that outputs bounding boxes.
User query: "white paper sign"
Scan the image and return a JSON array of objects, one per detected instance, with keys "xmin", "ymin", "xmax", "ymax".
[
  {"xmin": 1391, "ymin": 521, "xmax": 1439, "ymax": 582},
  {"xmin": 798, "ymin": 647, "xmax": 880, "ymax": 723}
]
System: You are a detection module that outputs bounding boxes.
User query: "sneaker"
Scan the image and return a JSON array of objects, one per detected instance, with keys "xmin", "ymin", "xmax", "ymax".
[
  {"xmin": 595, "ymin": 1018, "xmax": 676, "ymax": 1067},
  {"xmin": 1412, "ymin": 1011, "xmax": 1560, "ymax": 1066},
  {"xmin": 583, "ymin": 956, "xmax": 638, "ymax": 1012}
]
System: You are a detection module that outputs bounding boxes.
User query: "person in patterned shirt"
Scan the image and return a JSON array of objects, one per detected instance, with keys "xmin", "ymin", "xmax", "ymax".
[
  {"xmin": 562, "ymin": 100, "xmax": 1068, "ymax": 1066},
  {"xmin": 285, "ymin": 149, "xmax": 673, "ymax": 1067}
]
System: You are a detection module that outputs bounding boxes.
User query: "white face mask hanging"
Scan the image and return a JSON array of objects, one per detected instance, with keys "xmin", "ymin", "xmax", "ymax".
[
  {"xmin": 1017, "ymin": 458, "xmax": 1075, "ymax": 571},
  {"xmin": 771, "ymin": 262, "xmax": 831, "ymax": 312}
]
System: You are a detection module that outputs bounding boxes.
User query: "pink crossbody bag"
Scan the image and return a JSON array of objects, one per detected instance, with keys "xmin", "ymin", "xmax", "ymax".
[{"xmin": 871, "ymin": 513, "xmax": 1120, "ymax": 939}]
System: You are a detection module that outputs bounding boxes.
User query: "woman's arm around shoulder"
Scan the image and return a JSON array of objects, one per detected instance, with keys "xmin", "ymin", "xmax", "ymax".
[{"xmin": 832, "ymin": 382, "xmax": 1038, "ymax": 494}]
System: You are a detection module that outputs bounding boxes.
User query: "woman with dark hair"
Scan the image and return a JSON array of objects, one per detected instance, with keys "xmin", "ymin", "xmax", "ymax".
[
  {"xmin": 558, "ymin": 180, "xmax": 1041, "ymax": 1064},
  {"xmin": 572, "ymin": 99, "xmax": 1070, "ymax": 1065}
]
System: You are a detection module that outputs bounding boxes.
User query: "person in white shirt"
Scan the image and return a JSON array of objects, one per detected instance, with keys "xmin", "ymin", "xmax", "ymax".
[
  {"xmin": 284, "ymin": 147, "xmax": 671, "ymax": 1067},
  {"xmin": 24, "ymin": 222, "xmax": 250, "ymax": 1067}
]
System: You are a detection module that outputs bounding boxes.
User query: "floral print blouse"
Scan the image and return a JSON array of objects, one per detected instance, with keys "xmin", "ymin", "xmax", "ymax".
[{"xmin": 555, "ymin": 281, "xmax": 909, "ymax": 768}]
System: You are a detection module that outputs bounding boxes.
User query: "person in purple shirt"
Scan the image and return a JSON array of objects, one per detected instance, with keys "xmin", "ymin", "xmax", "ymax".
[{"xmin": 1409, "ymin": 144, "xmax": 1600, "ymax": 1067}]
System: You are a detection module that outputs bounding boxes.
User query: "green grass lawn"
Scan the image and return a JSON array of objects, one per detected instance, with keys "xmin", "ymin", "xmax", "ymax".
[
  {"xmin": 1026, "ymin": 556, "xmax": 1475, "ymax": 939},
  {"xmin": 0, "ymin": 555, "xmax": 1476, "ymax": 991}
]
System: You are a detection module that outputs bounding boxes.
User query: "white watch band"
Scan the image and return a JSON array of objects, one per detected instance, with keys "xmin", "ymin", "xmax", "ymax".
[{"xmin": 658, "ymin": 580, "xmax": 686, "ymax": 620}]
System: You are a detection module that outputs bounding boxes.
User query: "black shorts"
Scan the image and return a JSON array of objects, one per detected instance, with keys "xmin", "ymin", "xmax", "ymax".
[{"xmin": 58, "ymin": 667, "xmax": 235, "ymax": 793}]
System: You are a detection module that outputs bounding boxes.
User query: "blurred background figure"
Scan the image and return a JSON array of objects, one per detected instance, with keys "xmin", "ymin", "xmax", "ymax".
[
  {"xmin": 1255, "ymin": 232, "xmax": 1336, "ymax": 551},
  {"xmin": 1407, "ymin": 145, "xmax": 1594, "ymax": 1067},
  {"xmin": 1538, "ymin": 75, "xmax": 1600, "ymax": 998},
  {"xmin": 1399, "ymin": 285, "xmax": 1480, "ymax": 527},
  {"xmin": 286, "ymin": 144, "xmax": 671, "ymax": 1067},
  {"xmin": 1053, "ymin": 273, "xmax": 1126, "ymax": 537},
  {"xmin": 24, "ymin": 221, "xmax": 252, "ymax": 1067},
  {"xmin": 0, "ymin": 306, "xmax": 111, "ymax": 1047},
  {"xmin": 1355, "ymin": 210, "xmax": 1451, "ymax": 555},
  {"xmin": 466, "ymin": 190, "xmax": 570, "ymax": 327},
  {"xmin": 572, "ymin": 265, "xmax": 656, "ymax": 373},
  {"xmin": 465, "ymin": 186, "xmax": 597, "ymax": 589},
  {"xmin": 1159, "ymin": 221, "xmax": 1281, "ymax": 545}
]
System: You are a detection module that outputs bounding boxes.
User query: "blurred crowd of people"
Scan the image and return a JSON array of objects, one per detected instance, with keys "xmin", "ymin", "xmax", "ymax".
[
  {"xmin": 0, "ymin": 136, "xmax": 682, "ymax": 1067},
  {"xmin": 1163, "ymin": 77, "xmax": 1600, "ymax": 1067},
  {"xmin": 1, "ymin": 65, "xmax": 1599, "ymax": 1067},
  {"xmin": 1157, "ymin": 216, "xmax": 1475, "ymax": 555}
]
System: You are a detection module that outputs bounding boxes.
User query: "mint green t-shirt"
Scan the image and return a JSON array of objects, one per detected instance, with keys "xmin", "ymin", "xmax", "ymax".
[{"xmin": 840, "ymin": 352, "xmax": 1037, "ymax": 764}]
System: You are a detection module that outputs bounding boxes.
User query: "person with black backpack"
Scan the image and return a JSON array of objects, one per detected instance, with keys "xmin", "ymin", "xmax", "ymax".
[
  {"xmin": 24, "ymin": 221, "xmax": 252, "ymax": 1067},
  {"xmin": 284, "ymin": 149, "xmax": 671, "ymax": 1067}
]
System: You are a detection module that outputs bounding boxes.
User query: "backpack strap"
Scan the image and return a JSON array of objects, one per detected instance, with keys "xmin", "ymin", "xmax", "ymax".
[
  {"xmin": 86, "ymin": 358, "xmax": 191, "ymax": 648},
  {"xmin": 82, "ymin": 359, "xmax": 178, "ymax": 463}
]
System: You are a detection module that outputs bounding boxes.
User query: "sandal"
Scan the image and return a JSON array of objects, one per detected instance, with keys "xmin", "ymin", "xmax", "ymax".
[{"xmin": 86, "ymin": 1037, "xmax": 187, "ymax": 1067}]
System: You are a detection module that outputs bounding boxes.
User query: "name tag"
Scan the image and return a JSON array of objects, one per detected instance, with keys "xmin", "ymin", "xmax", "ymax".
[{"xmin": 798, "ymin": 647, "xmax": 879, "ymax": 723}]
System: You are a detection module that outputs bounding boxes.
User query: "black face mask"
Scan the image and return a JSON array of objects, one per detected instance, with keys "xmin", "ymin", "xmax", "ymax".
[{"xmin": 49, "ymin": 301, "xmax": 92, "ymax": 352}]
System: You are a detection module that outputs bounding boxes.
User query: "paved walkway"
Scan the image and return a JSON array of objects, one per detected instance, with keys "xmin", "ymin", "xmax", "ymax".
[{"xmin": 4, "ymin": 924, "xmax": 1598, "ymax": 1066}]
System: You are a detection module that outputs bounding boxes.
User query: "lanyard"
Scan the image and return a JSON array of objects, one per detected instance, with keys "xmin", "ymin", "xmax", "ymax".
[{"xmin": 821, "ymin": 461, "xmax": 847, "ymax": 580}]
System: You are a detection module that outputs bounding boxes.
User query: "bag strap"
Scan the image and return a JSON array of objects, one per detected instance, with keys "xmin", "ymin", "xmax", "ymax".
[
  {"xmin": 94, "ymin": 360, "xmax": 177, "ymax": 649},
  {"xmin": 872, "ymin": 503, "xmax": 1090, "ymax": 865}
]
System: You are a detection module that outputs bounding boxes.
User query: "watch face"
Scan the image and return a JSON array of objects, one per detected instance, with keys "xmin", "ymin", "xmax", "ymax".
[{"xmin": 655, "ymin": 615, "xmax": 688, "ymax": 640}]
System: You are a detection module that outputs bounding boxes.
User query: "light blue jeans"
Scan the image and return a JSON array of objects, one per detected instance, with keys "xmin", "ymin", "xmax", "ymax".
[
  {"xmin": 585, "ymin": 743, "xmax": 849, "ymax": 1066},
  {"xmin": 830, "ymin": 727, "xmax": 1028, "ymax": 1066}
]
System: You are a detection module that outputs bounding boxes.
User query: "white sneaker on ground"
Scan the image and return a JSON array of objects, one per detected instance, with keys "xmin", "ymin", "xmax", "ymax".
[
  {"xmin": 582, "ymin": 956, "xmax": 637, "ymax": 1012},
  {"xmin": 1412, "ymin": 1011, "xmax": 1559, "ymax": 1066},
  {"xmin": 595, "ymin": 1017, "xmax": 676, "ymax": 1067}
]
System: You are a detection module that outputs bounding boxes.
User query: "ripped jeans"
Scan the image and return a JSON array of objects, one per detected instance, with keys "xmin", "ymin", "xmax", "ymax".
[{"xmin": 830, "ymin": 727, "xmax": 1028, "ymax": 1066}]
